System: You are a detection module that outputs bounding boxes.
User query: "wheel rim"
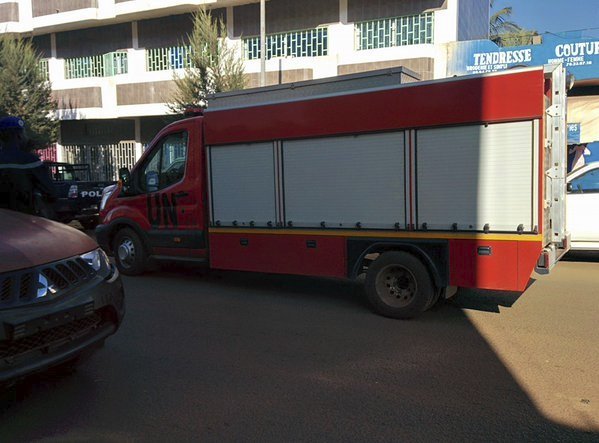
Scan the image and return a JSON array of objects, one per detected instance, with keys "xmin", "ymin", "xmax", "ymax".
[
  {"xmin": 374, "ymin": 264, "xmax": 418, "ymax": 308},
  {"xmin": 117, "ymin": 238, "xmax": 136, "ymax": 268}
]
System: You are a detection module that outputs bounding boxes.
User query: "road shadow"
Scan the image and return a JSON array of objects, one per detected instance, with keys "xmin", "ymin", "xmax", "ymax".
[
  {"xmin": 1, "ymin": 266, "xmax": 596, "ymax": 441},
  {"xmin": 448, "ymin": 287, "xmax": 523, "ymax": 313},
  {"xmin": 563, "ymin": 250, "xmax": 599, "ymax": 263}
]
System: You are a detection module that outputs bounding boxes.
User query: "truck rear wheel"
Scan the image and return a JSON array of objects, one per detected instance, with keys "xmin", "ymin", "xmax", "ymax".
[
  {"xmin": 365, "ymin": 251, "xmax": 435, "ymax": 319},
  {"xmin": 113, "ymin": 228, "xmax": 148, "ymax": 276}
]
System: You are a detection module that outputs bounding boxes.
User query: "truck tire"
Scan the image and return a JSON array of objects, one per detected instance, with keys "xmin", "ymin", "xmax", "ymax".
[
  {"xmin": 364, "ymin": 251, "xmax": 435, "ymax": 319},
  {"xmin": 113, "ymin": 228, "xmax": 148, "ymax": 276}
]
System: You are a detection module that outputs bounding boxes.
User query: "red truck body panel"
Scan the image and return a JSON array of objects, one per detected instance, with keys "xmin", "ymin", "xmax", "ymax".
[
  {"xmin": 204, "ymin": 70, "xmax": 545, "ymax": 145},
  {"xmin": 100, "ymin": 67, "xmax": 560, "ymax": 294}
]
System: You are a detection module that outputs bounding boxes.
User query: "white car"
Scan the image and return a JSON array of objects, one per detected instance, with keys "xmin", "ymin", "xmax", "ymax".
[{"xmin": 567, "ymin": 161, "xmax": 599, "ymax": 250}]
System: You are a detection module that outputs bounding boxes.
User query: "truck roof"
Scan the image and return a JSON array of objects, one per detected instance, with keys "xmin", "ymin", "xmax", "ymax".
[
  {"xmin": 203, "ymin": 65, "xmax": 547, "ymax": 146},
  {"xmin": 206, "ymin": 66, "xmax": 420, "ymax": 112},
  {"xmin": 206, "ymin": 65, "xmax": 546, "ymax": 113}
]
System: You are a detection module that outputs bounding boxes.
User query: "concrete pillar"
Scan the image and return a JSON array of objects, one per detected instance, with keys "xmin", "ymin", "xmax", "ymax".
[
  {"xmin": 260, "ymin": 0, "xmax": 266, "ymax": 86},
  {"xmin": 132, "ymin": 21, "xmax": 139, "ymax": 49},
  {"xmin": 226, "ymin": 6, "xmax": 234, "ymax": 39},
  {"xmin": 339, "ymin": 0, "xmax": 348, "ymax": 24},
  {"xmin": 134, "ymin": 117, "xmax": 143, "ymax": 160}
]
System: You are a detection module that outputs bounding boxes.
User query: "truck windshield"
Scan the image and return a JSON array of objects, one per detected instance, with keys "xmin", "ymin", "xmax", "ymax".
[{"xmin": 47, "ymin": 164, "xmax": 91, "ymax": 181}]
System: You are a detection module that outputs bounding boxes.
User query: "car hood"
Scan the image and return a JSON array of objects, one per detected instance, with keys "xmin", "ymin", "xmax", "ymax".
[{"xmin": 0, "ymin": 209, "xmax": 98, "ymax": 273}]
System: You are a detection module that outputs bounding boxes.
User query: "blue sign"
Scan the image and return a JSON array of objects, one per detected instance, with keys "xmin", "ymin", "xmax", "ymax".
[
  {"xmin": 448, "ymin": 34, "xmax": 599, "ymax": 80},
  {"xmin": 568, "ymin": 123, "xmax": 581, "ymax": 144}
]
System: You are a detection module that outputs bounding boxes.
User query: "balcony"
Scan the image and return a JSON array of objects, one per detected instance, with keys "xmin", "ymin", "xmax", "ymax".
[{"xmin": 64, "ymin": 51, "xmax": 128, "ymax": 79}]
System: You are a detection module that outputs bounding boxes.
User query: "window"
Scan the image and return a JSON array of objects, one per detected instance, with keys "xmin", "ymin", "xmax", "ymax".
[
  {"xmin": 139, "ymin": 132, "xmax": 188, "ymax": 193},
  {"xmin": 146, "ymin": 46, "xmax": 192, "ymax": 71},
  {"xmin": 355, "ymin": 12, "xmax": 434, "ymax": 51},
  {"xmin": 243, "ymin": 27, "xmax": 328, "ymax": 60},
  {"xmin": 569, "ymin": 168, "xmax": 599, "ymax": 193}
]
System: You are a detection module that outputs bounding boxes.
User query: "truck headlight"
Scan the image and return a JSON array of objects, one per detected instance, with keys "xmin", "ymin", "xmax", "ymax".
[{"xmin": 100, "ymin": 184, "xmax": 117, "ymax": 211}]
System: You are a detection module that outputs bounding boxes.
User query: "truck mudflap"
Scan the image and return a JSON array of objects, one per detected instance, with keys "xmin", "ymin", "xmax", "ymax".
[{"xmin": 535, "ymin": 232, "xmax": 571, "ymax": 274}]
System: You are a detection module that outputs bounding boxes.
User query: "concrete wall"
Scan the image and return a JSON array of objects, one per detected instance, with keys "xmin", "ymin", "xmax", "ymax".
[
  {"xmin": 54, "ymin": 87, "xmax": 103, "ymax": 109},
  {"xmin": 0, "ymin": 3, "xmax": 19, "ymax": 22},
  {"xmin": 458, "ymin": 0, "xmax": 489, "ymax": 41},
  {"xmin": 347, "ymin": 0, "xmax": 446, "ymax": 22},
  {"xmin": 32, "ymin": 0, "xmax": 97, "ymax": 18},
  {"xmin": 233, "ymin": 0, "xmax": 338, "ymax": 37},
  {"xmin": 56, "ymin": 23, "xmax": 132, "ymax": 58},
  {"xmin": 116, "ymin": 81, "xmax": 176, "ymax": 106}
]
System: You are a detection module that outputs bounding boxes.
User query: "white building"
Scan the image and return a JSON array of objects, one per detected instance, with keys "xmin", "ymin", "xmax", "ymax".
[{"xmin": 0, "ymin": 0, "xmax": 489, "ymax": 179}]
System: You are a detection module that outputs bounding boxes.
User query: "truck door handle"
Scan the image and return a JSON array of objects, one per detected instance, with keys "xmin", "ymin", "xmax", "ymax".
[{"xmin": 175, "ymin": 191, "xmax": 189, "ymax": 198}]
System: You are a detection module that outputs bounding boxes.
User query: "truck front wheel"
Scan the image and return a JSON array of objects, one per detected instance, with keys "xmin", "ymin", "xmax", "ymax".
[
  {"xmin": 113, "ymin": 228, "xmax": 148, "ymax": 276},
  {"xmin": 365, "ymin": 251, "xmax": 435, "ymax": 319}
]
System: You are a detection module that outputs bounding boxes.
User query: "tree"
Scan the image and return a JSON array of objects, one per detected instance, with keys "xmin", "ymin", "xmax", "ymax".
[
  {"xmin": 168, "ymin": 8, "xmax": 246, "ymax": 114},
  {"xmin": 489, "ymin": 0, "xmax": 537, "ymax": 47},
  {"xmin": 0, "ymin": 36, "xmax": 58, "ymax": 149}
]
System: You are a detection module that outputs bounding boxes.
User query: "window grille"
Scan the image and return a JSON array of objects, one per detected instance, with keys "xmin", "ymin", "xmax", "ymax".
[
  {"xmin": 38, "ymin": 59, "xmax": 49, "ymax": 81},
  {"xmin": 64, "ymin": 51, "xmax": 128, "ymax": 79},
  {"xmin": 355, "ymin": 12, "xmax": 434, "ymax": 50},
  {"xmin": 63, "ymin": 142, "xmax": 137, "ymax": 181},
  {"xmin": 243, "ymin": 27, "xmax": 328, "ymax": 60},
  {"xmin": 104, "ymin": 51, "xmax": 128, "ymax": 76},
  {"xmin": 146, "ymin": 46, "xmax": 192, "ymax": 71}
]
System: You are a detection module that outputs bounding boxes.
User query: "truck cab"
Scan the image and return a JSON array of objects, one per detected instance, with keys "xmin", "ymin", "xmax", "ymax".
[
  {"xmin": 45, "ymin": 161, "xmax": 116, "ymax": 229},
  {"xmin": 96, "ymin": 117, "xmax": 207, "ymax": 274}
]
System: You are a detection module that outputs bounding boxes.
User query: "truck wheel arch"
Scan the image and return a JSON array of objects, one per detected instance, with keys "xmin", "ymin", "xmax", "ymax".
[
  {"xmin": 348, "ymin": 241, "xmax": 447, "ymax": 290},
  {"xmin": 105, "ymin": 219, "xmax": 151, "ymax": 256}
]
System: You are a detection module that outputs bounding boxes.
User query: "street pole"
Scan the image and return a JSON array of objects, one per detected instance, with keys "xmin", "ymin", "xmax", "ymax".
[{"xmin": 260, "ymin": 0, "xmax": 266, "ymax": 87}]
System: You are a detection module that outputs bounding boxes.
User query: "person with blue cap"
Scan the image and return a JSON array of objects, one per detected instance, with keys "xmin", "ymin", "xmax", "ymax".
[{"xmin": 0, "ymin": 116, "xmax": 56, "ymax": 217}]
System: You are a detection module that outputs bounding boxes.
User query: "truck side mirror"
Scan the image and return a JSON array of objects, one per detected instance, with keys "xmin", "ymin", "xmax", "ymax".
[
  {"xmin": 566, "ymin": 183, "xmax": 573, "ymax": 193},
  {"xmin": 118, "ymin": 167, "xmax": 131, "ymax": 186}
]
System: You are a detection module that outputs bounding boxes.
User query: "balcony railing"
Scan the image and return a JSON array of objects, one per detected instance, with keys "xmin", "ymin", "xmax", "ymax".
[
  {"xmin": 355, "ymin": 12, "xmax": 434, "ymax": 50},
  {"xmin": 146, "ymin": 46, "xmax": 192, "ymax": 72},
  {"xmin": 64, "ymin": 51, "xmax": 128, "ymax": 79},
  {"xmin": 243, "ymin": 27, "xmax": 328, "ymax": 60}
]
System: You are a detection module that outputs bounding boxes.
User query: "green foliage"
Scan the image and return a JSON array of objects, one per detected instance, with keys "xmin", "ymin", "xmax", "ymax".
[
  {"xmin": 489, "ymin": 1, "xmax": 538, "ymax": 48},
  {"xmin": 168, "ymin": 7, "xmax": 246, "ymax": 114},
  {"xmin": 0, "ymin": 36, "xmax": 58, "ymax": 149},
  {"xmin": 498, "ymin": 29, "xmax": 538, "ymax": 47}
]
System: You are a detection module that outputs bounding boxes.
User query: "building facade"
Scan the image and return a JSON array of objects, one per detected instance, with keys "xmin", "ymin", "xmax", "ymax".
[{"xmin": 1, "ymin": 0, "xmax": 489, "ymax": 179}]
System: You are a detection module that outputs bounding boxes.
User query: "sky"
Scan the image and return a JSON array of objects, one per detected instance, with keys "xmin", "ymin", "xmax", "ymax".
[{"xmin": 492, "ymin": 0, "xmax": 599, "ymax": 36}]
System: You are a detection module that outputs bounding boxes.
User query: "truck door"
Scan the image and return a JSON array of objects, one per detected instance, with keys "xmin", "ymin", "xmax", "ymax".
[{"xmin": 135, "ymin": 122, "xmax": 206, "ymax": 256}]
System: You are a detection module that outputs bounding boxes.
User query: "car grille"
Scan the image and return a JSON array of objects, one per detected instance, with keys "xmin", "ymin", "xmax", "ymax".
[
  {"xmin": 0, "ymin": 312, "xmax": 103, "ymax": 360},
  {"xmin": 0, "ymin": 257, "xmax": 96, "ymax": 308}
]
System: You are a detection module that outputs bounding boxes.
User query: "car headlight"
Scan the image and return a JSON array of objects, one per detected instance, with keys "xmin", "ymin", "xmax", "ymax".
[
  {"xmin": 81, "ymin": 248, "xmax": 111, "ymax": 278},
  {"xmin": 100, "ymin": 184, "xmax": 117, "ymax": 211}
]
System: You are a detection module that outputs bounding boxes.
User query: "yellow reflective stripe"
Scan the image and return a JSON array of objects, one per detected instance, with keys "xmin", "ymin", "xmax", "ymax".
[{"xmin": 208, "ymin": 228, "xmax": 543, "ymax": 242}]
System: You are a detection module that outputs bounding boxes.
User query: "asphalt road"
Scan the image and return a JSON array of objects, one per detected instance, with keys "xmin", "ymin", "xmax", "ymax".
[{"xmin": 1, "ymin": 254, "xmax": 598, "ymax": 442}]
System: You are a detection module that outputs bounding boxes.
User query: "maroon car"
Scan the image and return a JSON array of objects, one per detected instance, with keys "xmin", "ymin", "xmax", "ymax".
[{"xmin": 0, "ymin": 209, "xmax": 124, "ymax": 385}]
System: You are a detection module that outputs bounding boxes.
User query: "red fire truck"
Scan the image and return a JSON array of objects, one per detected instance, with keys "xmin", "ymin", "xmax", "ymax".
[{"xmin": 96, "ymin": 65, "xmax": 570, "ymax": 318}]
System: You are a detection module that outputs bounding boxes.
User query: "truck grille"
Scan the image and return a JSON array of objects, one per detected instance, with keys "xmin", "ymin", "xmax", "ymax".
[
  {"xmin": 0, "ymin": 258, "xmax": 96, "ymax": 308},
  {"xmin": 0, "ymin": 313, "xmax": 102, "ymax": 360}
]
